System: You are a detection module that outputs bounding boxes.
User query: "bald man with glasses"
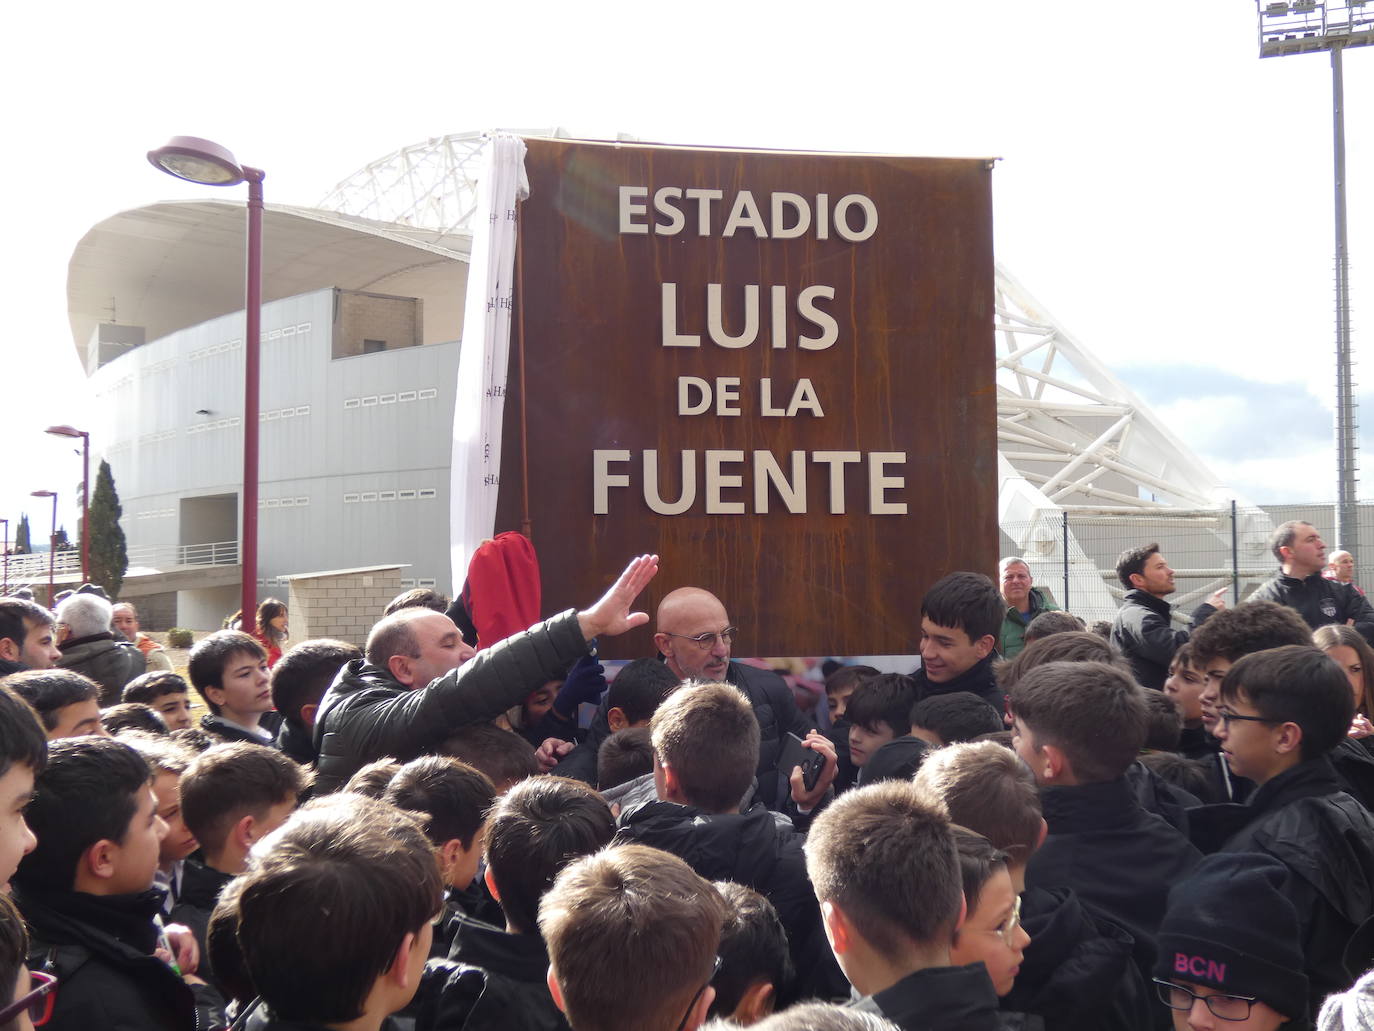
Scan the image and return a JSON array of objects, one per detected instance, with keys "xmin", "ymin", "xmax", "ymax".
[{"xmin": 652, "ymin": 587, "xmax": 815, "ymax": 811}]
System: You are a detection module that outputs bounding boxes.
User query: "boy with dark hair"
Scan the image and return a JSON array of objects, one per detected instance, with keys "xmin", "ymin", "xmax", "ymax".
[
  {"xmin": 709, "ymin": 881, "xmax": 794, "ymax": 1025},
  {"xmin": 911, "ymin": 692, "xmax": 1003, "ymax": 748},
  {"xmin": 441, "ymin": 723, "xmax": 541, "ymax": 792},
  {"xmin": 913, "ymin": 572, "xmax": 1005, "ymax": 713},
  {"xmin": 381, "ymin": 755, "xmax": 495, "ymax": 955},
  {"xmin": 0, "ymin": 685, "xmax": 45, "ymax": 894},
  {"xmin": 417, "ymin": 775, "xmax": 615, "ymax": 1030},
  {"xmin": 268, "ymin": 638, "xmax": 361, "ymax": 764},
  {"xmin": 187, "ymin": 630, "xmax": 276, "ymax": 745},
  {"xmin": 1192, "ymin": 645, "xmax": 1374, "ymax": 1011},
  {"xmin": 1141, "ymin": 690, "xmax": 1183, "ymax": 752},
  {"xmin": 101, "ymin": 702, "xmax": 168, "ymax": 737},
  {"xmin": 173, "ymin": 743, "xmax": 306, "ymax": 954},
  {"xmin": 804, "ymin": 780, "xmax": 1001, "ymax": 1031},
  {"xmin": 232, "ymin": 795, "xmax": 443, "ymax": 1029},
  {"xmin": 1012, "ymin": 661, "xmax": 1200, "ymax": 983},
  {"xmin": 345, "ymin": 758, "xmax": 402, "ymax": 798},
  {"xmin": 1162, "ymin": 644, "xmax": 1210, "ymax": 759},
  {"xmin": 845, "ymin": 674, "xmax": 919, "ymax": 770},
  {"xmin": 1023, "ymin": 610, "xmax": 1085, "ymax": 646},
  {"xmin": 1186, "ymin": 601, "xmax": 1314, "ymax": 803},
  {"xmin": 120, "ymin": 734, "xmax": 199, "ymax": 916},
  {"xmin": 823, "ymin": 665, "xmax": 878, "ymax": 792},
  {"xmin": 0, "ymin": 598, "xmax": 60, "ymax": 675},
  {"xmin": 597, "ymin": 726, "xmax": 654, "ymax": 791},
  {"xmin": 13, "ymin": 736, "xmax": 224, "ymax": 1028},
  {"xmin": 121, "ymin": 671, "xmax": 194, "ymax": 731},
  {"xmin": 540, "ymin": 842, "xmax": 726, "ymax": 1031},
  {"xmin": 615, "ymin": 683, "xmax": 846, "ymax": 1001},
  {"xmin": 6, "ymin": 669, "xmax": 106, "ymax": 740}
]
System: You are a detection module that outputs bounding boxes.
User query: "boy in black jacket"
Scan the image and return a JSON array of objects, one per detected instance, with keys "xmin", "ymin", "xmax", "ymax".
[
  {"xmin": 1012, "ymin": 662, "xmax": 1200, "ymax": 974},
  {"xmin": 1192, "ymin": 644, "xmax": 1374, "ymax": 1014},
  {"xmin": 413, "ymin": 775, "xmax": 614, "ymax": 1029},
  {"xmin": 804, "ymin": 781, "xmax": 1001, "ymax": 1031},
  {"xmin": 13, "ymin": 736, "xmax": 224, "ymax": 1030},
  {"xmin": 231, "ymin": 794, "xmax": 443, "ymax": 1030},
  {"xmin": 911, "ymin": 573, "xmax": 1006, "ymax": 714}
]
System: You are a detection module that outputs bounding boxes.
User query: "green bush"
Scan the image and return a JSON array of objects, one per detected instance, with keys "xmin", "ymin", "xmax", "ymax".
[{"xmin": 167, "ymin": 627, "xmax": 194, "ymax": 649}]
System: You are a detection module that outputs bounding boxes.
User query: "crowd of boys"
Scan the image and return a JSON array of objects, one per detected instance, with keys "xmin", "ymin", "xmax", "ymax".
[{"xmin": 0, "ymin": 523, "xmax": 1372, "ymax": 1030}]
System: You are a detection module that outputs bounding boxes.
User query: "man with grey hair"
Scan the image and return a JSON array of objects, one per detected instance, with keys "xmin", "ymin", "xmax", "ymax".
[
  {"xmin": 997, "ymin": 557, "xmax": 1060, "ymax": 660},
  {"xmin": 1251, "ymin": 520, "xmax": 1374, "ymax": 640},
  {"xmin": 55, "ymin": 592, "xmax": 145, "ymax": 704}
]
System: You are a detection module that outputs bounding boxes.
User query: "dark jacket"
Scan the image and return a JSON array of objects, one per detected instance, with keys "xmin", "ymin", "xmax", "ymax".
[
  {"xmin": 614, "ymin": 799, "xmax": 849, "ymax": 1003},
  {"xmin": 1124, "ymin": 760, "xmax": 1201, "ymax": 835},
  {"xmin": 200, "ymin": 713, "xmax": 275, "ymax": 747},
  {"xmin": 551, "ymin": 658, "xmax": 812, "ymax": 810},
  {"xmin": 1001, "ymin": 886, "xmax": 1154, "ymax": 1031},
  {"xmin": 15, "ymin": 881, "xmax": 224, "ymax": 1031},
  {"xmin": 274, "ymin": 719, "xmax": 316, "ymax": 765},
  {"xmin": 236, "ymin": 1000, "xmax": 404, "ymax": 1030},
  {"xmin": 1178, "ymin": 728, "xmax": 1253, "ymax": 803},
  {"xmin": 1000, "ymin": 588, "xmax": 1060, "ymax": 661},
  {"xmin": 1109, "ymin": 591, "xmax": 1215, "ymax": 691},
  {"xmin": 313, "ymin": 610, "xmax": 588, "ymax": 794},
  {"xmin": 0, "ymin": 656, "xmax": 25, "ymax": 678},
  {"xmin": 1025, "ymin": 777, "xmax": 1201, "ymax": 964},
  {"xmin": 58, "ymin": 631, "xmax": 146, "ymax": 706},
  {"xmin": 1189, "ymin": 757, "xmax": 1374, "ymax": 1013},
  {"xmin": 858, "ymin": 735, "xmax": 933, "ymax": 785},
  {"xmin": 850, "ymin": 963, "xmax": 1002, "ymax": 1031},
  {"xmin": 169, "ymin": 857, "xmax": 235, "ymax": 966},
  {"xmin": 1251, "ymin": 570, "xmax": 1374, "ymax": 641},
  {"xmin": 410, "ymin": 915, "xmax": 568, "ymax": 1031},
  {"xmin": 911, "ymin": 653, "xmax": 1004, "ymax": 715}
]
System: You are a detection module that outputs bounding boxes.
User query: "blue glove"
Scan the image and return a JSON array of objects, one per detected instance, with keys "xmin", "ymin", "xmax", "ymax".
[{"xmin": 553, "ymin": 653, "xmax": 608, "ymax": 717}]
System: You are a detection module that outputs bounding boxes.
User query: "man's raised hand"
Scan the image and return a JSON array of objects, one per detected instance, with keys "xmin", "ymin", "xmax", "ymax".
[{"xmin": 578, "ymin": 554, "xmax": 660, "ymax": 641}]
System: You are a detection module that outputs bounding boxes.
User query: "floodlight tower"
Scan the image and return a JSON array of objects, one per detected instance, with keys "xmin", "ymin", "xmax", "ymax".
[{"xmin": 1256, "ymin": 1, "xmax": 1374, "ymax": 561}]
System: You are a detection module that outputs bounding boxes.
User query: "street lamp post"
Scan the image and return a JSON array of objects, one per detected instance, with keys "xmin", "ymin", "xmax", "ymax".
[
  {"xmin": 46, "ymin": 425, "xmax": 89, "ymax": 582},
  {"xmin": 1255, "ymin": 1, "xmax": 1373, "ymax": 561},
  {"xmin": 147, "ymin": 136, "xmax": 265, "ymax": 623},
  {"xmin": 30, "ymin": 491, "xmax": 57, "ymax": 605}
]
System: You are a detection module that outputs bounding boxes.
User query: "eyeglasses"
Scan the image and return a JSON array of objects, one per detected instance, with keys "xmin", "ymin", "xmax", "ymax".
[
  {"xmin": 1154, "ymin": 979, "xmax": 1258, "ymax": 1021},
  {"xmin": 663, "ymin": 627, "xmax": 738, "ymax": 650},
  {"xmin": 1216, "ymin": 709, "xmax": 1278, "ymax": 727},
  {"xmin": 994, "ymin": 896, "xmax": 1022, "ymax": 946},
  {"xmin": 673, "ymin": 955, "xmax": 723, "ymax": 1031},
  {"xmin": 0, "ymin": 970, "xmax": 57, "ymax": 1026}
]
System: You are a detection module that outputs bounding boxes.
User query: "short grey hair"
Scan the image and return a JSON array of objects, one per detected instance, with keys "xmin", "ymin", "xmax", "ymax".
[
  {"xmin": 998, "ymin": 556, "xmax": 1031, "ymax": 577},
  {"xmin": 56, "ymin": 593, "xmax": 113, "ymax": 639}
]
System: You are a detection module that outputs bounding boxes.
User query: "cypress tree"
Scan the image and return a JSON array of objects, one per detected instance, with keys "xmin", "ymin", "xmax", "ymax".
[
  {"xmin": 14, "ymin": 515, "xmax": 30, "ymax": 555},
  {"xmin": 88, "ymin": 460, "xmax": 128, "ymax": 598}
]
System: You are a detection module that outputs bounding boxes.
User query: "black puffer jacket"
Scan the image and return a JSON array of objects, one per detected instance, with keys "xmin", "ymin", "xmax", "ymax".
[
  {"xmin": 1110, "ymin": 591, "xmax": 1216, "ymax": 691},
  {"xmin": 409, "ymin": 915, "xmax": 568, "ymax": 1031},
  {"xmin": 1001, "ymin": 886, "xmax": 1154, "ymax": 1031},
  {"xmin": 911, "ymin": 653, "xmax": 1004, "ymax": 714},
  {"xmin": 58, "ymin": 632, "xmax": 146, "ymax": 706},
  {"xmin": 1250, "ymin": 571, "xmax": 1374, "ymax": 640},
  {"xmin": 614, "ymin": 799, "xmax": 849, "ymax": 1003},
  {"xmin": 1189, "ymin": 757, "xmax": 1374, "ymax": 1014},
  {"xmin": 15, "ymin": 882, "xmax": 224, "ymax": 1031},
  {"xmin": 312, "ymin": 610, "xmax": 588, "ymax": 794}
]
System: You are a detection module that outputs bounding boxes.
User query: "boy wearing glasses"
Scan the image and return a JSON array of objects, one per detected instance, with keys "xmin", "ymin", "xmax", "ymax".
[
  {"xmin": 1194, "ymin": 644, "xmax": 1374, "ymax": 1015},
  {"xmin": 1153, "ymin": 853, "xmax": 1306, "ymax": 1031},
  {"xmin": 539, "ymin": 843, "xmax": 725, "ymax": 1031}
]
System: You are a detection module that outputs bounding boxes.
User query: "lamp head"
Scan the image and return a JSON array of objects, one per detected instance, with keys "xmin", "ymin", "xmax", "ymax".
[
  {"xmin": 147, "ymin": 136, "xmax": 246, "ymax": 186},
  {"xmin": 44, "ymin": 425, "xmax": 85, "ymax": 440},
  {"xmin": 30, "ymin": 491, "xmax": 55, "ymax": 499}
]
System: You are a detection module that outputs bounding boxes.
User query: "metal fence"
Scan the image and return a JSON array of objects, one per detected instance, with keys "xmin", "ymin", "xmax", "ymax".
[
  {"xmin": 0, "ymin": 540, "xmax": 239, "ymax": 594},
  {"xmin": 1001, "ymin": 501, "xmax": 1374, "ymax": 626}
]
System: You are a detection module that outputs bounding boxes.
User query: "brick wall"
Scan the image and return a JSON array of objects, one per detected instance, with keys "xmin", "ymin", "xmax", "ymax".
[
  {"xmin": 287, "ymin": 567, "xmax": 405, "ymax": 648},
  {"xmin": 332, "ymin": 290, "xmax": 422, "ymax": 359}
]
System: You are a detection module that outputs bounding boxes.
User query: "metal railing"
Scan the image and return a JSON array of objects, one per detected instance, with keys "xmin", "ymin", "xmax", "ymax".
[{"xmin": 1, "ymin": 540, "xmax": 239, "ymax": 592}]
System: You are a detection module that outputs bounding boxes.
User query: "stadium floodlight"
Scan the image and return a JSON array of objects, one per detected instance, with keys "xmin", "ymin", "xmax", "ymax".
[
  {"xmin": 148, "ymin": 136, "xmax": 265, "ymax": 621},
  {"xmin": 1255, "ymin": 1, "xmax": 1372, "ymax": 560}
]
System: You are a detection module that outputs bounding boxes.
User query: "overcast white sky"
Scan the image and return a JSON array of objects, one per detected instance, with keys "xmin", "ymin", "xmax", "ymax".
[{"xmin": 1, "ymin": 0, "xmax": 1369, "ymax": 541}]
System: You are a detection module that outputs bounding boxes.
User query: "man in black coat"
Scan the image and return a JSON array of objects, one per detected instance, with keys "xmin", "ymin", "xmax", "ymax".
[
  {"xmin": 650, "ymin": 586, "xmax": 813, "ymax": 809},
  {"xmin": 312, "ymin": 555, "xmax": 659, "ymax": 794},
  {"xmin": 1250, "ymin": 520, "xmax": 1374, "ymax": 642},
  {"xmin": 1109, "ymin": 542, "xmax": 1225, "ymax": 691},
  {"xmin": 613, "ymin": 682, "xmax": 848, "ymax": 1002}
]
